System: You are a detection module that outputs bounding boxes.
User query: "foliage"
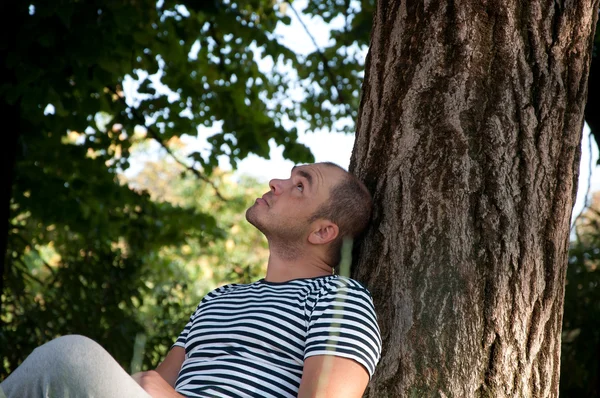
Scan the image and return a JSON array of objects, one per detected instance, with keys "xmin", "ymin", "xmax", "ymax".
[
  {"xmin": 3, "ymin": 148, "xmax": 222, "ymax": 376},
  {"xmin": 1, "ymin": 0, "xmax": 374, "ymax": 174},
  {"xmin": 3, "ymin": 146, "xmax": 269, "ymax": 375}
]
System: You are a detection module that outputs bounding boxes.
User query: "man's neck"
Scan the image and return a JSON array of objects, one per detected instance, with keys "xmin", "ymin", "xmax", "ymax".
[{"xmin": 263, "ymin": 247, "xmax": 332, "ymax": 283}]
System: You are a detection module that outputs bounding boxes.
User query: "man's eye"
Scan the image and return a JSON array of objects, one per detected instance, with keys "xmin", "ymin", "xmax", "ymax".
[{"xmin": 296, "ymin": 183, "xmax": 304, "ymax": 192}]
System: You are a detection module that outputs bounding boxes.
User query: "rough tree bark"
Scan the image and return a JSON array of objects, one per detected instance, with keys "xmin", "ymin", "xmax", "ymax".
[{"xmin": 350, "ymin": 1, "xmax": 599, "ymax": 397}]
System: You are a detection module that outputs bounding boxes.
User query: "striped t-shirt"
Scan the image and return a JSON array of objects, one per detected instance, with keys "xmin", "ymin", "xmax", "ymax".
[{"xmin": 172, "ymin": 275, "xmax": 382, "ymax": 397}]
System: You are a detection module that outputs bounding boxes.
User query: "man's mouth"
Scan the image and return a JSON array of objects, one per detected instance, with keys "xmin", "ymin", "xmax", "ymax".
[{"xmin": 257, "ymin": 196, "xmax": 269, "ymax": 206}]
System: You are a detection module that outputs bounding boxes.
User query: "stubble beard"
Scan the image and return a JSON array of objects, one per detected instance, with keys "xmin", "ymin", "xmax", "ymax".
[{"xmin": 246, "ymin": 205, "xmax": 306, "ymax": 260}]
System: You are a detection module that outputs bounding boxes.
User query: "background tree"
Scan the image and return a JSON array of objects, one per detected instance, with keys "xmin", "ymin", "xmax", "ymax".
[
  {"xmin": 349, "ymin": 1, "xmax": 599, "ymax": 396},
  {"xmin": 561, "ymin": 192, "xmax": 600, "ymax": 397}
]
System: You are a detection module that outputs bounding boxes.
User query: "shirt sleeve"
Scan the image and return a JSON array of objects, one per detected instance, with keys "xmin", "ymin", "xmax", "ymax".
[
  {"xmin": 172, "ymin": 303, "xmax": 201, "ymax": 349},
  {"xmin": 304, "ymin": 279, "xmax": 382, "ymax": 378}
]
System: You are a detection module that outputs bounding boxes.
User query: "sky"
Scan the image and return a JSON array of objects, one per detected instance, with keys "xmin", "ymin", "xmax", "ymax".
[
  {"xmin": 573, "ymin": 125, "xmax": 599, "ymax": 222},
  {"xmin": 126, "ymin": 1, "xmax": 600, "ymax": 227}
]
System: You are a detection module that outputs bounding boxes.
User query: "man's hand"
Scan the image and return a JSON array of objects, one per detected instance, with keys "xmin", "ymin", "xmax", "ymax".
[{"xmin": 132, "ymin": 370, "xmax": 184, "ymax": 398}]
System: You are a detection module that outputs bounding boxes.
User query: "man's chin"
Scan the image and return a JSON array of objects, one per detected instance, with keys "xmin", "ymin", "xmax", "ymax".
[{"xmin": 245, "ymin": 207, "xmax": 264, "ymax": 231}]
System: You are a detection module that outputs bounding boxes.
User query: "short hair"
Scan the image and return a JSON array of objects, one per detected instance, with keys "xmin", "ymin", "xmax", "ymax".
[{"xmin": 310, "ymin": 162, "xmax": 373, "ymax": 266}]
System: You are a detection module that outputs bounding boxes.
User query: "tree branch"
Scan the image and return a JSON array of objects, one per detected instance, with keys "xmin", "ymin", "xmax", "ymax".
[
  {"xmin": 288, "ymin": 3, "xmax": 345, "ymax": 103},
  {"xmin": 143, "ymin": 124, "xmax": 228, "ymax": 202},
  {"xmin": 13, "ymin": 258, "xmax": 47, "ymax": 286},
  {"xmin": 12, "ymin": 233, "xmax": 57, "ymax": 279},
  {"xmin": 208, "ymin": 21, "xmax": 226, "ymax": 72},
  {"xmin": 106, "ymin": 86, "xmax": 228, "ymax": 202}
]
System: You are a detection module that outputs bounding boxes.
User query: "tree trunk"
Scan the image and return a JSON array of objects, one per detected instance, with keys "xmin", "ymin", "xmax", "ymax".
[{"xmin": 350, "ymin": 1, "xmax": 599, "ymax": 397}]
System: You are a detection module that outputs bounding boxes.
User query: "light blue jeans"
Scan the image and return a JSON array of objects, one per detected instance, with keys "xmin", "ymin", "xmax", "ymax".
[{"xmin": 0, "ymin": 335, "xmax": 151, "ymax": 398}]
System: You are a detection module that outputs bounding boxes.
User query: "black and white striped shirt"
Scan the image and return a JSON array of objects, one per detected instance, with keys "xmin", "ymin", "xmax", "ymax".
[{"xmin": 172, "ymin": 275, "xmax": 381, "ymax": 398}]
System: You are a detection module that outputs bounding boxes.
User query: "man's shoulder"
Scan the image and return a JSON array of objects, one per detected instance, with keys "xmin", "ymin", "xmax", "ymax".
[
  {"xmin": 202, "ymin": 281, "xmax": 255, "ymax": 300},
  {"xmin": 316, "ymin": 275, "xmax": 374, "ymax": 300},
  {"xmin": 330, "ymin": 275, "xmax": 370, "ymax": 289}
]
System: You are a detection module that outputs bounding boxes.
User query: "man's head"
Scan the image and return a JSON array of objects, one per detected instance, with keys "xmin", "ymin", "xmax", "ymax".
[
  {"xmin": 246, "ymin": 162, "xmax": 372, "ymax": 266},
  {"xmin": 309, "ymin": 162, "xmax": 372, "ymax": 266}
]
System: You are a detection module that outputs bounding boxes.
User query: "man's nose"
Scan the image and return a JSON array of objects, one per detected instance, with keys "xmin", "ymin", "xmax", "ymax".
[{"xmin": 269, "ymin": 178, "xmax": 286, "ymax": 195}]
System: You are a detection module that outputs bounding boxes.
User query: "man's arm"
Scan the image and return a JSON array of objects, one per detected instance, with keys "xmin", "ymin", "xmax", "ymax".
[
  {"xmin": 297, "ymin": 355, "xmax": 370, "ymax": 398},
  {"xmin": 155, "ymin": 346, "xmax": 185, "ymax": 387},
  {"xmin": 132, "ymin": 347, "xmax": 186, "ymax": 398}
]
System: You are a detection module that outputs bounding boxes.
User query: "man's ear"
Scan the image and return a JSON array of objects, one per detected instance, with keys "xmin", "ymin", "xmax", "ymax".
[{"xmin": 308, "ymin": 220, "xmax": 339, "ymax": 245}]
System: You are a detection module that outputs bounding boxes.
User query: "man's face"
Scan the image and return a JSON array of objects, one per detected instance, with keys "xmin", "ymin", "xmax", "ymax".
[{"xmin": 246, "ymin": 163, "xmax": 344, "ymax": 243}]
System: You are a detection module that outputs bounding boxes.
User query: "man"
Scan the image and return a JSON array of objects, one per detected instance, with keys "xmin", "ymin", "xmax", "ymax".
[{"xmin": 0, "ymin": 162, "xmax": 381, "ymax": 398}]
